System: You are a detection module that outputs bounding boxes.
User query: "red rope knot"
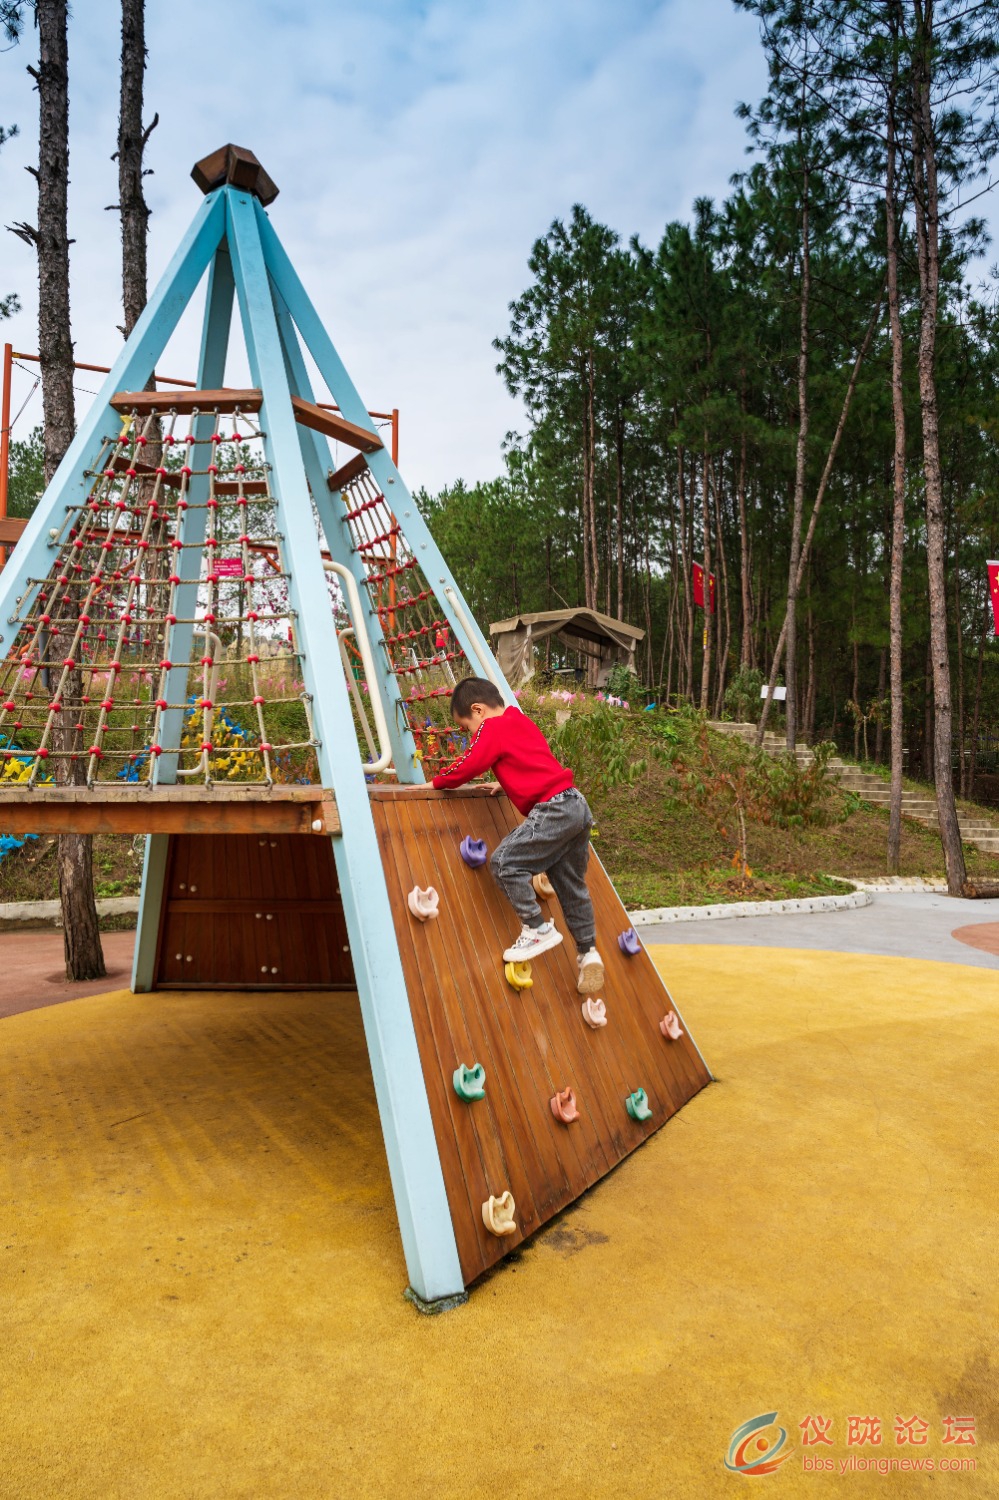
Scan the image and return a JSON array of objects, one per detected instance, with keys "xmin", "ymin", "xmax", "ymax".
[
  {"xmin": 238, "ymin": 534, "xmax": 250, "ymax": 544},
  {"xmin": 170, "ymin": 540, "xmax": 183, "ymax": 550},
  {"xmin": 62, "ymin": 658, "xmax": 76, "ymax": 669},
  {"xmin": 247, "ymin": 612, "xmax": 259, "ymax": 621},
  {"xmin": 129, "ymin": 573, "xmax": 142, "ymax": 585},
  {"xmin": 232, "ymin": 434, "xmax": 242, "ymax": 443},
  {"xmin": 136, "ymin": 434, "xmax": 147, "ymax": 446},
  {"xmin": 110, "ymin": 662, "xmax": 122, "ymax": 674},
  {"xmin": 180, "ymin": 466, "xmax": 192, "ymax": 476},
  {"xmin": 137, "ymin": 540, "xmax": 149, "ymax": 550},
  {"xmin": 88, "ymin": 747, "xmax": 104, "ymax": 759},
  {"xmin": 100, "ymin": 699, "xmax": 114, "ymax": 711},
  {"xmin": 200, "ymin": 699, "xmax": 213, "ymax": 710},
  {"xmin": 154, "ymin": 698, "xmax": 167, "ymax": 710},
  {"xmin": 177, "ymin": 499, "xmax": 188, "ymax": 510},
  {"xmin": 200, "ymin": 742, "xmax": 213, "ymax": 753},
  {"xmin": 168, "ymin": 574, "xmax": 181, "ymax": 586},
  {"xmin": 155, "ymin": 467, "xmax": 168, "ymax": 477},
  {"xmin": 234, "ymin": 463, "xmax": 245, "ymax": 473},
  {"xmin": 246, "ymin": 653, "xmax": 260, "ymax": 664},
  {"xmin": 165, "ymin": 613, "xmax": 177, "ymax": 625},
  {"xmin": 163, "ymin": 434, "xmax": 175, "ymax": 445},
  {"xmin": 49, "ymin": 699, "xmax": 62, "ymax": 712},
  {"xmin": 151, "ymin": 745, "xmax": 163, "ymax": 756},
  {"xmin": 117, "ymin": 432, "xmax": 130, "ymax": 444},
  {"xmin": 183, "ymin": 434, "xmax": 195, "ymax": 445},
  {"xmin": 207, "ymin": 466, "xmax": 218, "ymax": 476},
  {"xmin": 210, "ymin": 433, "xmax": 223, "ymax": 443},
  {"xmin": 252, "ymin": 695, "xmax": 264, "ymax": 705},
  {"xmin": 126, "ymin": 468, "xmax": 138, "ymax": 478},
  {"xmin": 200, "ymin": 655, "xmax": 214, "ymax": 666},
  {"xmin": 203, "ymin": 612, "xmax": 216, "ymax": 624},
  {"xmin": 259, "ymin": 742, "xmax": 272, "ymax": 753},
  {"xmin": 206, "ymin": 572, "xmax": 218, "ymax": 584},
  {"xmin": 237, "ymin": 495, "xmax": 248, "ymax": 506},
  {"xmin": 73, "ymin": 539, "xmax": 85, "ymax": 550},
  {"xmin": 78, "ymin": 613, "xmax": 90, "ymax": 626},
  {"xmin": 160, "ymin": 659, "xmax": 173, "ymax": 671},
  {"xmin": 36, "ymin": 748, "xmax": 49, "ymax": 759},
  {"xmin": 103, "ymin": 469, "xmax": 116, "ymax": 478},
  {"xmin": 2, "ymin": 701, "xmax": 14, "ymax": 712},
  {"xmin": 39, "ymin": 613, "xmax": 51, "ymax": 625}
]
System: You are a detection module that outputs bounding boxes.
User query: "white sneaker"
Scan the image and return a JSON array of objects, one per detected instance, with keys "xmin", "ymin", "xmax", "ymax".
[
  {"xmin": 576, "ymin": 948, "xmax": 605, "ymax": 994},
  {"xmin": 502, "ymin": 922, "xmax": 564, "ymax": 963}
]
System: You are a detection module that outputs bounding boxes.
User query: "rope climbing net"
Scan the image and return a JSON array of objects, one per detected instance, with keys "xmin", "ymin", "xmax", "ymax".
[
  {"xmin": 336, "ymin": 464, "xmax": 473, "ymax": 775},
  {"xmin": 0, "ymin": 406, "xmax": 319, "ymax": 789}
]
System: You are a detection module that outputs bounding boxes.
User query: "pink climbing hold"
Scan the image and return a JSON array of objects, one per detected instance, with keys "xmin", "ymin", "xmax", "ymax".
[
  {"xmin": 581, "ymin": 997, "xmax": 607, "ymax": 1029},
  {"xmin": 659, "ymin": 1010, "xmax": 684, "ymax": 1040},
  {"xmin": 407, "ymin": 885, "xmax": 440, "ymax": 922},
  {"xmin": 459, "ymin": 835, "xmax": 488, "ymax": 868},
  {"xmin": 550, "ymin": 1087, "xmax": 580, "ymax": 1123},
  {"xmin": 618, "ymin": 927, "xmax": 642, "ymax": 956}
]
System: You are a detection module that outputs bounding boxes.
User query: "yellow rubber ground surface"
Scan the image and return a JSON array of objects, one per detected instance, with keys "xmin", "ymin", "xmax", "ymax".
[{"xmin": 0, "ymin": 945, "xmax": 996, "ymax": 1499}]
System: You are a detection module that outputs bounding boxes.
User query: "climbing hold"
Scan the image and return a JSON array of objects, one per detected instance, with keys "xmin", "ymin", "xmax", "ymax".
[
  {"xmin": 618, "ymin": 927, "xmax": 642, "ymax": 956},
  {"xmin": 407, "ymin": 884, "xmax": 440, "ymax": 922},
  {"xmin": 550, "ymin": 1087, "xmax": 579, "ymax": 1123},
  {"xmin": 459, "ymin": 835, "xmax": 488, "ymax": 868},
  {"xmin": 453, "ymin": 1062, "xmax": 486, "ymax": 1101},
  {"xmin": 580, "ymin": 997, "xmax": 607, "ymax": 1028},
  {"xmin": 504, "ymin": 960, "xmax": 533, "ymax": 991},
  {"xmin": 659, "ymin": 1010, "xmax": 684, "ymax": 1040},
  {"xmin": 532, "ymin": 872, "xmax": 555, "ymax": 899},
  {"xmin": 482, "ymin": 1191, "xmax": 517, "ymax": 1238},
  {"xmin": 625, "ymin": 1088, "xmax": 652, "ymax": 1121}
]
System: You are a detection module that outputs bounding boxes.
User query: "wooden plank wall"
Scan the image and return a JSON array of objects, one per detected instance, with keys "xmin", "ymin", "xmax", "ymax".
[
  {"xmin": 156, "ymin": 834, "xmax": 354, "ymax": 990},
  {"xmin": 371, "ymin": 786, "xmax": 712, "ymax": 1285}
]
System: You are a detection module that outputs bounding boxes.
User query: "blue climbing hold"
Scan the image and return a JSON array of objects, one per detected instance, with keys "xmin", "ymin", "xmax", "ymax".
[{"xmin": 460, "ymin": 835, "xmax": 488, "ymax": 868}]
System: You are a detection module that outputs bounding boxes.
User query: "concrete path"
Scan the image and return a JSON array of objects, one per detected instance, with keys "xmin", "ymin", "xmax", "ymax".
[
  {"xmin": 642, "ymin": 889, "xmax": 999, "ymax": 969},
  {"xmin": 1, "ymin": 929, "xmax": 136, "ymax": 1018}
]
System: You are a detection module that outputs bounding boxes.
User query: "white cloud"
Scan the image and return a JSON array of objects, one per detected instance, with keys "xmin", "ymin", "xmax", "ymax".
[{"xmin": 0, "ymin": 0, "xmax": 770, "ymax": 490}]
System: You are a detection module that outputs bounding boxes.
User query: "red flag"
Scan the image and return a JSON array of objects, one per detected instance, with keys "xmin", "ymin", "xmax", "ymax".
[
  {"xmin": 988, "ymin": 560, "xmax": 999, "ymax": 636},
  {"xmin": 692, "ymin": 561, "xmax": 716, "ymax": 614}
]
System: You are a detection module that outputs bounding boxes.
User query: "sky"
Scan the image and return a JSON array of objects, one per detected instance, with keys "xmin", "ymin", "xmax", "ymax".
[{"xmin": 0, "ymin": 0, "xmax": 771, "ymax": 492}]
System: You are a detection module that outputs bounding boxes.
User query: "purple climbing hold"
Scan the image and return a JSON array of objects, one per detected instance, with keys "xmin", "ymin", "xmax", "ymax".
[
  {"xmin": 618, "ymin": 927, "xmax": 642, "ymax": 956},
  {"xmin": 460, "ymin": 835, "xmax": 488, "ymax": 868}
]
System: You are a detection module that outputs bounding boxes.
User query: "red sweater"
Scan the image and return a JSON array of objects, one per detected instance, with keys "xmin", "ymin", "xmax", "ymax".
[{"xmin": 431, "ymin": 706, "xmax": 574, "ymax": 815}]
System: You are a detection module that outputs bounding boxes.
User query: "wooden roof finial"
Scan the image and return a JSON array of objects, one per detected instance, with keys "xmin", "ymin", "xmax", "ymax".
[{"xmin": 191, "ymin": 145, "xmax": 279, "ymax": 206}]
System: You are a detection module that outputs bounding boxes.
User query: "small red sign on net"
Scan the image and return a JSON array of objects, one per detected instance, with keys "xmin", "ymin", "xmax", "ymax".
[{"xmin": 215, "ymin": 558, "xmax": 244, "ymax": 578}]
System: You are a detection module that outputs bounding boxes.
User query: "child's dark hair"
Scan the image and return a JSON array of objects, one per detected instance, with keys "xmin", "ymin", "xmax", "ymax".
[{"xmin": 451, "ymin": 676, "xmax": 504, "ymax": 718}]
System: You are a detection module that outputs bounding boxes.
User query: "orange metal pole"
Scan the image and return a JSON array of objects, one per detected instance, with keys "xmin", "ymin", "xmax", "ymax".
[
  {"xmin": 0, "ymin": 341, "xmax": 12, "ymax": 519},
  {"xmin": 392, "ymin": 407, "xmax": 399, "ymax": 466}
]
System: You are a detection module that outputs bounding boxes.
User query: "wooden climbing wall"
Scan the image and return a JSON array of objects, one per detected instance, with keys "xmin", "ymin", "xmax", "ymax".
[
  {"xmin": 371, "ymin": 785, "xmax": 712, "ymax": 1285},
  {"xmin": 156, "ymin": 834, "xmax": 354, "ymax": 990}
]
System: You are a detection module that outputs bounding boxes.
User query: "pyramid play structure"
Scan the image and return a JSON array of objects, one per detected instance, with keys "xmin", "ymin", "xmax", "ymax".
[{"xmin": 0, "ymin": 147, "xmax": 712, "ymax": 1306}]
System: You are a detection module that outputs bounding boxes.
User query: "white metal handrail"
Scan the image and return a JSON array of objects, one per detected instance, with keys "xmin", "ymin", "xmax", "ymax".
[{"xmin": 324, "ymin": 559, "xmax": 394, "ymax": 773}]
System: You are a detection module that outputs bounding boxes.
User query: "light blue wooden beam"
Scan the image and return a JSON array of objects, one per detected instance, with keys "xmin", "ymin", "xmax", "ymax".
[
  {"xmin": 253, "ymin": 202, "xmax": 515, "ymax": 707},
  {"xmin": 227, "ymin": 188, "xmax": 464, "ymax": 1302},
  {"xmin": 132, "ymin": 240, "xmax": 237, "ymax": 994},
  {"xmin": 0, "ymin": 192, "xmax": 226, "ymax": 643},
  {"xmin": 268, "ymin": 280, "xmax": 422, "ymax": 782}
]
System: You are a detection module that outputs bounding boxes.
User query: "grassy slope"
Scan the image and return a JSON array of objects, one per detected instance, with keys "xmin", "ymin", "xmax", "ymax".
[{"xmin": 3, "ymin": 709, "xmax": 998, "ymax": 912}]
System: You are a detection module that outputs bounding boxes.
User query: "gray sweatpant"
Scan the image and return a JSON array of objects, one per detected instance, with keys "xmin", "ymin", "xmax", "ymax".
[{"xmin": 490, "ymin": 786, "xmax": 596, "ymax": 953}]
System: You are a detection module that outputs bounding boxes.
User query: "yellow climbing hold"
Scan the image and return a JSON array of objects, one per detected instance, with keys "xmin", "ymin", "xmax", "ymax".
[{"xmin": 504, "ymin": 961, "xmax": 533, "ymax": 991}]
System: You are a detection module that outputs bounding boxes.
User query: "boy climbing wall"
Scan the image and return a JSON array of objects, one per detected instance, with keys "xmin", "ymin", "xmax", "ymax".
[{"xmin": 428, "ymin": 677, "xmax": 605, "ymax": 994}]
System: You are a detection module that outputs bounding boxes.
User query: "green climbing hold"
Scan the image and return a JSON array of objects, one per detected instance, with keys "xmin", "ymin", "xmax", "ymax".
[
  {"xmin": 453, "ymin": 1062, "xmax": 486, "ymax": 1101},
  {"xmin": 625, "ymin": 1088, "xmax": 652, "ymax": 1121}
]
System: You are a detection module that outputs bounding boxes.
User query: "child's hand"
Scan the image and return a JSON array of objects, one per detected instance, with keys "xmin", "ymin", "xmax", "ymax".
[{"xmin": 489, "ymin": 783, "xmax": 503, "ymax": 797}]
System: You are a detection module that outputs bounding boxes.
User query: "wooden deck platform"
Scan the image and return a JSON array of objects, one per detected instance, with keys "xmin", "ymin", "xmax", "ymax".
[{"xmin": 0, "ymin": 783, "xmax": 339, "ymax": 836}]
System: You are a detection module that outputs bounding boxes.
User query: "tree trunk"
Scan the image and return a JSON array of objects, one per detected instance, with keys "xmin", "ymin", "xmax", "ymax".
[
  {"xmin": 116, "ymin": 0, "xmax": 156, "ymax": 339},
  {"xmin": 736, "ymin": 395, "xmax": 753, "ymax": 670},
  {"xmin": 699, "ymin": 442, "xmax": 712, "ymax": 711},
  {"xmin": 911, "ymin": 7, "xmax": 966, "ymax": 894},
  {"xmin": 885, "ymin": 43, "xmax": 907, "ymax": 869},
  {"xmin": 675, "ymin": 434, "xmax": 694, "ymax": 699},
  {"xmin": 785, "ymin": 143, "xmax": 811, "ymax": 752},
  {"xmin": 756, "ymin": 282, "xmax": 884, "ymax": 746},
  {"xmin": 21, "ymin": 1, "xmax": 105, "ymax": 981},
  {"xmin": 875, "ymin": 647, "xmax": 887, "ymax": 764}
]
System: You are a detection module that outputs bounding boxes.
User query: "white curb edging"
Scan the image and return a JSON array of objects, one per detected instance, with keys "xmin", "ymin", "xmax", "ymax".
[
  {"xmin": 628, "ymin": 889, "xmax": 872, "ymax": 925},
  {"xmin": 0, "ymin": 896, "xmax": 139, "ymax": 929}
]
